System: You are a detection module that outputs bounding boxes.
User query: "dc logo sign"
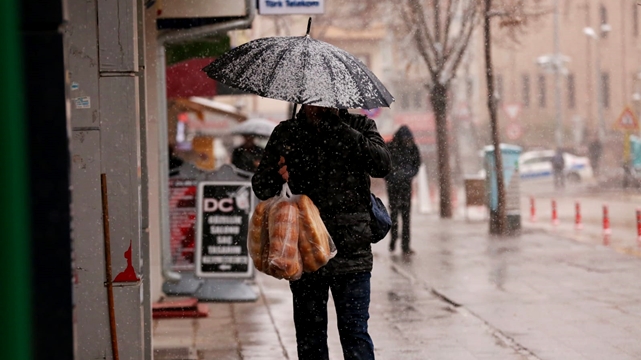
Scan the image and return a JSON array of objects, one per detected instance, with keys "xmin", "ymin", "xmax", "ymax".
[{"xmin": 203, "ymin": 198, "xmax": 235, "ymax": 213}]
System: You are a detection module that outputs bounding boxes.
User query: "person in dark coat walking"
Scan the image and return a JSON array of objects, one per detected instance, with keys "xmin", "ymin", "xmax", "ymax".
[
  {"xmin": 252, "ymin": 105, "xmax": 391, "ymax": 360},
  {"xmin": 231, "ymin": 134, "xmax": 264, "ymax": 173},
  {"xmin": 384, "ymin": 125, "xmax": 421, "ymax": 255}
]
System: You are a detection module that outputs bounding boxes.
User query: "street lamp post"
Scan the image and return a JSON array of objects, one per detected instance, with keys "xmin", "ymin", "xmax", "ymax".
[
  {"xmin": 583, "ymin": 24, "xmax": 611, "ymax": 144},
  {"xmin": 553, "ymin": 0, "xmax": 563, "ymax": 148}
]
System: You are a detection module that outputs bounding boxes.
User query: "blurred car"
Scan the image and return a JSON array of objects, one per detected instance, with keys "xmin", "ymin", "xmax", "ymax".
[{"xmin": 519, "ymin": 150, "xmax": 593, "ymax": 182}]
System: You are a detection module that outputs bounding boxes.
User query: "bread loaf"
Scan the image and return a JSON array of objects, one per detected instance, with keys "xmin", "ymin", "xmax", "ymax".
[
  {"xmin": 268, "ymin": 200, "xmax": 302, "ymax": 280},
  {"xmin": 248, "ymin": 199, "xmax": 274, "ymax": 272},
  {"xmin": 297, "ymin": 195, "xmax": 334, "ymax": 272}
]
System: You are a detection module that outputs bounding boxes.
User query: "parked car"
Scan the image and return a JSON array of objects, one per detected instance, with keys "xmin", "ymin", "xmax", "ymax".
[{"xmin": 519, "ymin": 150, "xmax": 593, "ymax": 182}]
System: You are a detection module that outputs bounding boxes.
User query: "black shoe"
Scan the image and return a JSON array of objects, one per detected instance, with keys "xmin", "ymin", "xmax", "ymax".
[{"xmin": 389, "ymin": 242, "xmax": 396, "ymax": 252}]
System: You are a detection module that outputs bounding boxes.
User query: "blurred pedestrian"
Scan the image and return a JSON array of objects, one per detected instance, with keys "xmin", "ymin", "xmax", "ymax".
[
  {"xmin": 231, "ymin": 134, "xmax": 264, "ymax": 173},
  {"xmin": 588, "ymin": 136, "xmax": 603, "ymax": 177},
  {"xmin": 551, "ymin": 148, "xmax": 565, "ymax": 189},
  {"xmin": 384, "ymin": 125, "xmax": 421, "ymax": 255},
  {"xmin": 252, "ymin": 105, "xmax": 391, "ymax": 360}
]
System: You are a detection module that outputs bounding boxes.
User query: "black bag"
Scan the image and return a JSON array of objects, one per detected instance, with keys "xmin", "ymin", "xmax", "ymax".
[{"xmin": 369, "ymin": 193, "xmax": 391, "ymax": 243}]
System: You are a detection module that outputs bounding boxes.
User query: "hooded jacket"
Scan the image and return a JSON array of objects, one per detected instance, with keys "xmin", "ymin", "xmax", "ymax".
[
  {"xmin": 385, "ymin": 125, "xmax": 421, "ymax": 189},
  {"xmin": 252, "ymin": 110, "xmax": 391, "ymax": 275}
]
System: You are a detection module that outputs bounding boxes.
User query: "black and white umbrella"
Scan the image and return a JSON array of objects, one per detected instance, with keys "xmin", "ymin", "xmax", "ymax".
[{"xmin": 202, "ymin": 19, "xmax": 394, "ymax": 110}]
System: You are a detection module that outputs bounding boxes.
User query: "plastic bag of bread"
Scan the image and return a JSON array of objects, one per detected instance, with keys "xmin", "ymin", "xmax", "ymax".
[
  {"xmin": 267, "ymin": 183, "xmax": 303, "ymax": 280},
  {"xmin": 297, "ymin": 195, "xmax": 337, "ymax": 272},
  {"xmin": 247, "ymin": 197, "xmax": 276, "ymax": 273}
]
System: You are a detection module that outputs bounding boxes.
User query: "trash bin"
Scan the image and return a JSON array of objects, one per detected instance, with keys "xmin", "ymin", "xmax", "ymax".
[{"xmin": 484, "ymin": 144, "xmax": 522, "ymax": 234}]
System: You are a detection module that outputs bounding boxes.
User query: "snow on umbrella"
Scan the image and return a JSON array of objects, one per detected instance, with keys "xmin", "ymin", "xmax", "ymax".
[
  {"xmin": 201, "ymin": 18, "xmax": 394, "ymax": 110},
  {"xmin": 230, "ymin": 118, "xmax": 277, "ymax": 137}
]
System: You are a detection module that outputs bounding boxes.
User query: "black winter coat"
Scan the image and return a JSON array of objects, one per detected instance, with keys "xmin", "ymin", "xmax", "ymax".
[
  {"xmin": 252, "ymin": 110, "xmax": 391, "ymax": 276},
  {"xmin": 385, "ymin": 126, "xmax": 421, "ymax": 207}
]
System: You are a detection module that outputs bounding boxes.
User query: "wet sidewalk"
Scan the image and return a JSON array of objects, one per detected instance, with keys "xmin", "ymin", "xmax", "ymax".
[{"xmin": 154, "ymin": 211, "xmax": 641, "ymax": 359}]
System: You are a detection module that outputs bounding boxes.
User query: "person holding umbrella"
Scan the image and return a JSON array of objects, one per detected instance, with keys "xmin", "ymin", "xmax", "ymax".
[
  {"xmin": 252, "ymin": 104, "xmax": 390, "ymax": 360},
  {"xmin": 385, "ymin": 125, "xmax": 421, "ymax": 255},
  {"xmin": 202, "ymin": 18, "xmax": 394, "ymax": 360},
  {"xmin": 231, "ymin": 134, "xmax": 264, "ymax": 173},
  {"xmin": 229, "ymin": 118, "xmax": 276, "ymax": 173}
]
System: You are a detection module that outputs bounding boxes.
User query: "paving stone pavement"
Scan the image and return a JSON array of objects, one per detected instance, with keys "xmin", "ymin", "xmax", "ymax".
[{"xmin": 154, "ymin": 210, "xmax": 641, "ymax": 359}]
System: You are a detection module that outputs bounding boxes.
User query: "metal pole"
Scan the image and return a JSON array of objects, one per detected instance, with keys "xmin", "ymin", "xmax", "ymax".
[
  {"xmin": 553, "ymin": 0, "xmax": 563, "ymax": 148},
  {"xmin": 595, "ymin": 40, "xmax": 605, "ymax": 143},
  {"xmin": 101, "ymin": 174, "xmax": 120, "ymax": 360}
]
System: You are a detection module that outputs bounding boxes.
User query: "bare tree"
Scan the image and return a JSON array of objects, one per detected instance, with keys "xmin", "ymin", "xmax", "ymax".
[
  {"xmin": 482, "ymin": 0, "xmax": 547, "ymax": 234},
  {"xmin": 391, "ymin": 0, "xmax": 479, "ymax": 218}
]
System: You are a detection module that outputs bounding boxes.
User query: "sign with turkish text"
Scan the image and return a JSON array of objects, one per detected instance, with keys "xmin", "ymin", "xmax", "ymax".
[
  {"xmin": 169, "ymin": 179, "xmax": 198, "ymax": 271},
  {"xmin": 613, "ymin": 106, "xmax": 640, "ymax": 131},
  {"xmin": 258, "ymin": 0, "xmax": 325, "ymax": 15},
  {"xmin": 195, "ymin": 181, "xmax": 254, "ymax": 278}
]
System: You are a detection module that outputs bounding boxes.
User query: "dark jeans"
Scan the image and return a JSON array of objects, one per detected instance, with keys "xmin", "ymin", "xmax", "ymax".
[
  {"xmin": 389, "ymin": 201, "xmax": 411, "ymax": 252},
  {"xmin": 289, "ymin": 272, "xmax": 375, "ymax": 360},
  {"xmin": 553, "ymin": 169, "xmax": 565, "ymax": 188}
]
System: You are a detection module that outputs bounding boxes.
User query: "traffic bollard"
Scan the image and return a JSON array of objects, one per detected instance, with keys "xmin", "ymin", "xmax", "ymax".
[
  {"xmin": 530, "ymin": 197, "xmax": 536, "ymax": 222},
  {"xmin": 575, "ymin": 201, "xmax": 582, "ymax": 230},
  {"xmin": 637, "ymin": 208, "xmax": 641, "ymax": 246},
  {"xmin": 552, "ymin": 199, "xmax": 559, "ymax": 226},
  {"xmin": 602, "ymin": 205, "xmax": 611, "ymax": 235}
]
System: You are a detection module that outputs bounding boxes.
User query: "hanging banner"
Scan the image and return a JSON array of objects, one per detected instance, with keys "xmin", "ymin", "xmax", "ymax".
[
  {"xmin": 258, "ymin": 0, "xmax": 325, "ymax": 15},
  {"xmin": 195, "ymin": 181, "xmax": 254, "ymax": 278}
]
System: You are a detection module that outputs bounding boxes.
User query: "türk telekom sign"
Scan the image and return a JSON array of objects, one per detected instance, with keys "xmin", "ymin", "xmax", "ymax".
[{"xmin": 258, "ymin": 0, "xmax": 325, "ymax": 15}]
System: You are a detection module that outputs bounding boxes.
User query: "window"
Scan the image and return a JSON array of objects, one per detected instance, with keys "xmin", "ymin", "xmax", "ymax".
[
  {"xmin": 495, "ymin": 74, "xmax": 504, "ymax": 104},
  {"xmin": 466, "ymin": 78, "xmax": 474, "ymax": 100},
  {"xmin": 538, "ymin": 74, "xmax": 546, "ymax": 108},
  {"xmin": 522, "ymin": 74, "xmax": 530, "ymax": 107},
  {"xmin": 413, "ymin": 91, "xmax": 422, "ymax": 109},
  {"xmin": 567, "ymin": 73, "xmax": 576, "ymax": 109},
  {"xmin": 400, "ymin": 91, "xmax": 410, "ymax": 110},
  {"xmin": 601, "ymin": 72, "xmax": 610, "ymax": 108},
  {"xmin": 600, "ymin": 4, "xmax": 608, "ymax": 38},
  {"xmin": 634, "ymin": 3, "xmax": 639, "ymax": 37}
]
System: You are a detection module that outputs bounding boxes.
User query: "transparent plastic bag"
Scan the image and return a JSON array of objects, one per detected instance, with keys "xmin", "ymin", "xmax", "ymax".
[
  {"xmin": 248, "ymin": 197, "xmax": 276, "ymax": 274},
  {"xmin": 267, "ymin": 183, "xmax": 303, "ymax": 280},
  {"xmin": 297, "ymin": 195, "xmax": 337, "ymax": 272}
]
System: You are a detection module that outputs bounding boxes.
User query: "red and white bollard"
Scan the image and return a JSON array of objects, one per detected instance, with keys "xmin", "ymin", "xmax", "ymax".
[
  {"xmin": 602, "ymin": 205, "xmax": 611, "ymax": 235},
  {"xmin": 552, "ymin": 199, "xmax": 559, "ymax": 226},
  {"xmin": 636, "ymin": 208, "xmax": 641, "ymax": 247},
  {"xmin": 575, "ymin": 201, "xmax": 582, "ymax": 230},
  {"xmin": 530, "ymin": 197, "xmax": 537, "ymax": 222}
]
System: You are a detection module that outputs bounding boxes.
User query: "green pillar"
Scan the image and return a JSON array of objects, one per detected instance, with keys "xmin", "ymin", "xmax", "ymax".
[{"xmin": 0, "ymin": 0, "xmax": 32, "ymax": 358}]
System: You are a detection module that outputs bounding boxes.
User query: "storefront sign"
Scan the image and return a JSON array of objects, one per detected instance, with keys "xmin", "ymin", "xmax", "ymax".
[
  {"xmin": 258, "ymin": 0, "xmax": 325, "ymax": 15},
  {"xmin": 195, "ymin": 181, "xmax": 254, "ymax": 278},
  {"xmin": 169, "ymin": 179, "xmax": 198, "ymax": 270}
]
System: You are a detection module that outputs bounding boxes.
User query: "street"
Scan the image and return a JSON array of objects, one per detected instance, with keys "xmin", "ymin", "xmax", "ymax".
[
  {"xmin": 519, "ymin": 177, "xmax": 641, "ymax": 255},
  {"xmin": 154, "ymin": 202, "xmax": 641, "ymax": 359}
]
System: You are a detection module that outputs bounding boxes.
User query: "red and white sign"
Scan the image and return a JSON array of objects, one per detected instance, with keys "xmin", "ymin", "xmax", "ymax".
[
  {"xmin": 613, "ymin": 106, "xmax": 640, "ymax": 131},
  {"xmin": 169, "ymin": 179, "xmax": 198, "ymax": 271},
  {"xmin": 506, "ymin": 122, "xmax": 523, "ymax": 140},
  {"xmin": 502, "ymin": 103, "xmax": 522, "ymax": 121}
]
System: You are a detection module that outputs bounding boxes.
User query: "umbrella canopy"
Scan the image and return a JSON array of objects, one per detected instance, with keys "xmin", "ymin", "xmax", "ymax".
[
  {"xmin": 202, "ymin": 20, "xmax": 394, "ymax": 110},
  {"xmin": 230, "ymin": 118, "xmax": 277, "ymax": 137}
]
